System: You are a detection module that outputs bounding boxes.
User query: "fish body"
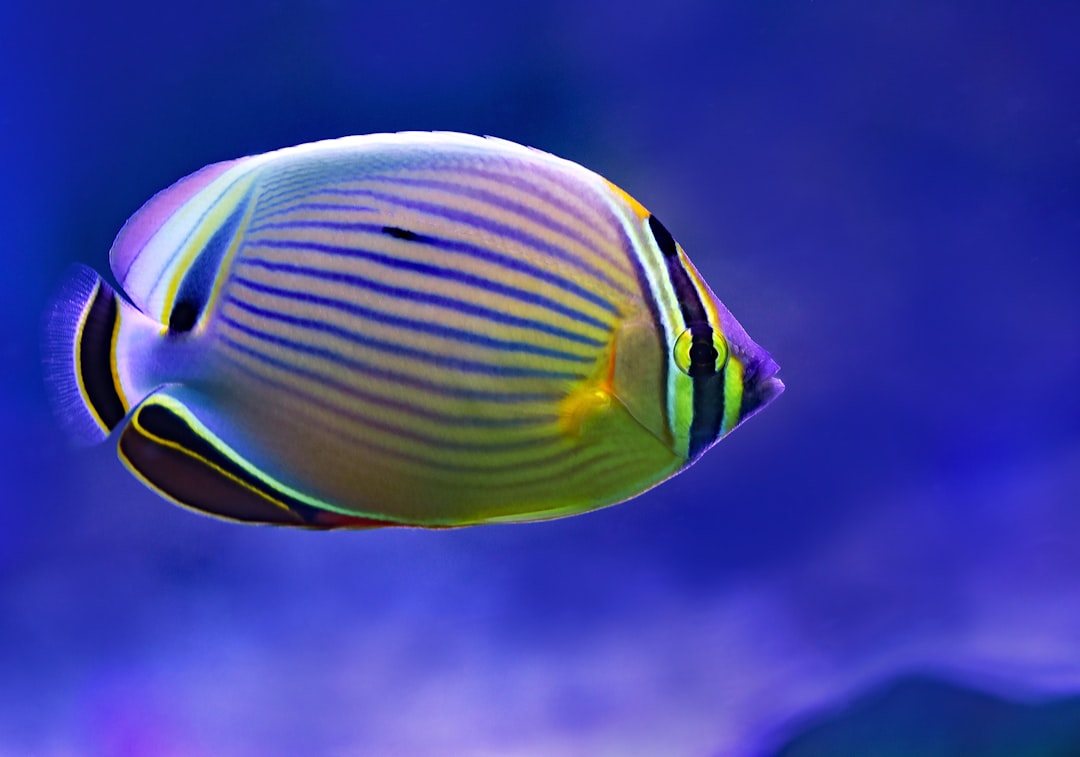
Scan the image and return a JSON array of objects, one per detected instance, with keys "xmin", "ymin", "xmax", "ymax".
[{"xmin": 44, "ymin": 132, "xmax": 783, "ymax": 528}]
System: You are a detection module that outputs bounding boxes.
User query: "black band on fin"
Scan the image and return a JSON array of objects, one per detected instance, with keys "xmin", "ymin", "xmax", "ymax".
[
  {"xmin": 170, "ymin": 200, "xmax": 249, "ymax": 334},
  {"xmin": 119, "ymin": 399, "xmax": 393, "ymax": 529},
  {"xmin": 80, "ymin": 284, "xmax": 127, "ymax": 430}
]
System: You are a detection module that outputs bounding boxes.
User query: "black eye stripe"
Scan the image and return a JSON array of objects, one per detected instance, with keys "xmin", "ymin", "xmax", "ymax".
[
  {"xmin": 689, "ymin": 340, "xmax": 718, "ymax": 366},
  {"xmin": 648, "ymin": 215, "xmax": 708, "ymax": 326},
  {"xmin": 647, "ymin": 214, "xmax": 726, "ymax": 460}
]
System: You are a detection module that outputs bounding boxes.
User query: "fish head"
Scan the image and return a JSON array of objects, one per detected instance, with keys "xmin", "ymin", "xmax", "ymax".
[
  {"xmin": 666, "ymin": 284, "xmax": 785, "ymax": 462},
  {"xmin": 608, "ymin": 304, "xmax": 783, "ymax": 466}
]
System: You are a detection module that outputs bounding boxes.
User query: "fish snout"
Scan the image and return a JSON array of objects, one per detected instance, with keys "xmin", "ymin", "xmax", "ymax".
[{"xmin": 739, "ymin": 357, "xmax": 784, "ymax": 423}]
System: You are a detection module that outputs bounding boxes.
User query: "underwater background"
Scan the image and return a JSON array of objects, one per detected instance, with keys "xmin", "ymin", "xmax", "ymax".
[{"xmin": 3, "ymin": 1, "xmax": 1079, "ymax": 755}]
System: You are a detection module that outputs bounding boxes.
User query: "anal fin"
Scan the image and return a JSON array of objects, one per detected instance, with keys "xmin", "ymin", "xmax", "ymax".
[{"xmin": 116, "ymin": 387, "xmax": 393, "ymax": 529}]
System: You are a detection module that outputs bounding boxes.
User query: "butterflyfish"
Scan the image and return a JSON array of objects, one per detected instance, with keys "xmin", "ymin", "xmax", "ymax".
[{"xmin": 43, "ymin": 132, "xmax": 783, "ymax": 528}]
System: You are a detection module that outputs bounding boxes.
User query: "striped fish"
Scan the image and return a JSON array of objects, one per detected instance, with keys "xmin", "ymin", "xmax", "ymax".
[{"xmin": 43, "ymin": 132, "xmax": 783, "ymax": 528}]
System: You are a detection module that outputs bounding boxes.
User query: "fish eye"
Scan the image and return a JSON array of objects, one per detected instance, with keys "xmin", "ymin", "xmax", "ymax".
[{"xmin": 673, "ymin": 327, "xmax": 728, "ymax": 376}]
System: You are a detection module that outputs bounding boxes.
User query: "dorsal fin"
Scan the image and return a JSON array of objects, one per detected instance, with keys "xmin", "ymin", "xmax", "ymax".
[
  {"xmin": 108, "ymin": 156, "xmax": 259, "ymax": 324},
  {"xmin": 116, "ymin": 387, "xmax": 396, "ymax": 529}
]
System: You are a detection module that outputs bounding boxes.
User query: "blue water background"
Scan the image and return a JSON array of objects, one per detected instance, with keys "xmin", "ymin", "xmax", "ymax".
[{"xmin": 2, "ymin": 2, "xmax": 1079, "ymax": 754}]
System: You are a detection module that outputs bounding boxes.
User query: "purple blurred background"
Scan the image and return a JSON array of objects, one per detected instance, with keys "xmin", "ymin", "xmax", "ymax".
[{"xmin": 2, "ymin": 1, "xmax": 1079, "ymax": 754}]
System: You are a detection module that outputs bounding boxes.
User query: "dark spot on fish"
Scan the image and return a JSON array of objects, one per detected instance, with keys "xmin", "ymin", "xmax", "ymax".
[
  {"xmin": 383, "ymin": 226, "xmax": 419, "ymax": 241},
  {"xmin": 169, "ymin": 300, "xmax": 199, "ymax": 333},
  {"xmin": 647, "ymin": 215, "xmax": 678, "ymax": 258}
]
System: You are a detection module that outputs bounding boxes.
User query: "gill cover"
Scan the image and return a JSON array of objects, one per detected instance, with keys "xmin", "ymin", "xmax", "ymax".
[{"xmin": 609, "ymin": 308, "xmax": 674, "ymax": 451}]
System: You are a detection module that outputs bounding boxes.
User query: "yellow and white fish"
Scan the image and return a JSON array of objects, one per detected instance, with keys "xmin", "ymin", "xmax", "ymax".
[{"xmin": 44, "ymin": 132, "xmax": 783, "ymax": 528}]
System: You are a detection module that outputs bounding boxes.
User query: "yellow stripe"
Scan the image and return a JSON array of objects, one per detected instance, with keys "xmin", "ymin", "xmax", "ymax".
[
  {"xmin": 212, "ymin": 342, "xmax": 678, "ymax": 525},
  {"xmin": 603, "ymin": 178, "xmax": 651, "ymax": 221},
  {"xmin": 118, "ymin": 420, "xmax": 297, "ymax": 524},
  {"xmin": 110, "ymin": 303, "xmax": 129, "ymax": 415},
  {"xmin": 216, "ymin": 312, "xmax": 577, "ymax": 435},
  {"xmin": 677, "ymin": 247, "xmax": 723, "ymax": 336},
  {"xmin": 242, "ymin": 230, "xmax": 618, "ymax": 342},
  {"xmin": 215, "ymin": 347, "xmax": 571, "ymax": 470},
  {"xmin": 356, "ymin": 173, "xmax": 638, "ymax": 295},
  {"xmin": 252, "ymin": 273, "xmax": 602, "ymax": 365},
  {"xmin": 199, "ymin": 190, "xmax": 260, "ymax": 332},
  {"xmin": 723, "ymin": 358, "xmax": 744, "ymax": 434}
]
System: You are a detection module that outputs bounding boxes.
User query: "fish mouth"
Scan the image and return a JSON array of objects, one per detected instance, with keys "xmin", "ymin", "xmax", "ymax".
[{"xmin": 739, "ymin": 357, "xmax": 784, "ymax": 423}]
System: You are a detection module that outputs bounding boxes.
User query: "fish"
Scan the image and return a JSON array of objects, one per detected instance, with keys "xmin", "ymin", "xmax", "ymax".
[{"xmin": 43, "ymin": 132, "xmax": 783, "ymax": 528}]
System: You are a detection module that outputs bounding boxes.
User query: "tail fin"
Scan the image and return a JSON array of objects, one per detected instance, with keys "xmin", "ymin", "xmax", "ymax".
[{"xmin": 42, "ymin": 265, "xmax": 130, "ymax": 444}]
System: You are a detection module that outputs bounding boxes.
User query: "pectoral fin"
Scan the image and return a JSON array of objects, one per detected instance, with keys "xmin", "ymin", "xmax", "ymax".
[{"xmin": 116, "ymin": 387, "xmax": 393, "ymax": 529}]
